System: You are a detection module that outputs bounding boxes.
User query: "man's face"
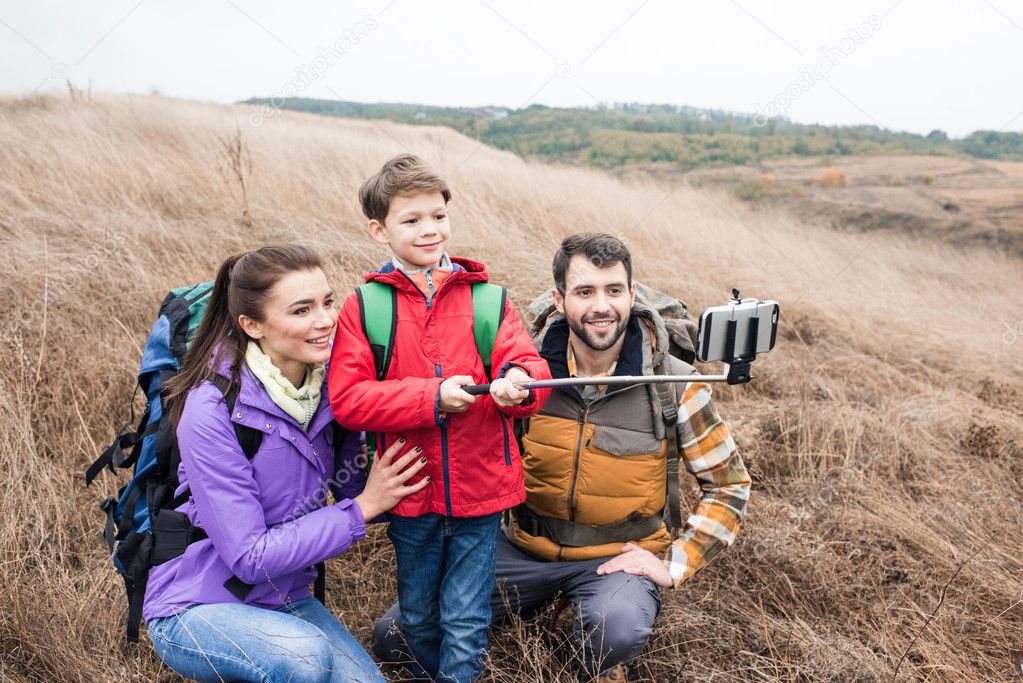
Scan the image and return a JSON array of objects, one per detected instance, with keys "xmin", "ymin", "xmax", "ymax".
[{"xmin": 553, "ymin": 254, "xmax": 635, "ymax": 351}]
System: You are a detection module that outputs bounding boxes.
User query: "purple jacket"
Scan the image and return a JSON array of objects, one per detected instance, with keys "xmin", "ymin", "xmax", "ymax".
[{"xmin": 143, "ymin": 358, "xmax": 366, "ymax": 621}]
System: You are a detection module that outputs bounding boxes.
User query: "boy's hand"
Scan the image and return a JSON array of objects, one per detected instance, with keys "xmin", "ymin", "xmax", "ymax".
[
  {"xmin": 439, "ymin": 375, "xmax": 478, "ymax": 413},
  {"xmin": 490, "ymin": 368, "xmax": 531, "ymax": 407}
]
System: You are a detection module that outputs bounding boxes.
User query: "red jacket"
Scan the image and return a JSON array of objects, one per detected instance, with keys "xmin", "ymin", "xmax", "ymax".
[{"xmin": 328, "ymin": 257, "xmax": 551, "ymax": 517}]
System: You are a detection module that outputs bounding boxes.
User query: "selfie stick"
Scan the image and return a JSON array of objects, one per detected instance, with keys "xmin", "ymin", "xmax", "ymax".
[
  {"xmin": 462, "ymin": 373, "xmax": 727, "ymax": 396},
  {"xmin": 462, "ymin": 288, "xmax": 764, "ymax": 396}
]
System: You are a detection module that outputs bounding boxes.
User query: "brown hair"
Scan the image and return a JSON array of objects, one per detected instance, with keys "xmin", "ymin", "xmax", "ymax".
[
  {"xmin": 552, "ymin": 232, "xmax": 633, "ymax": 294},
  {"xmin": 358, "ymin": 153, "xmax": 452, "ymax": 223},
  {"xmin": 162, "ymin": 244, "xmax": 323, "ymax": 426}
]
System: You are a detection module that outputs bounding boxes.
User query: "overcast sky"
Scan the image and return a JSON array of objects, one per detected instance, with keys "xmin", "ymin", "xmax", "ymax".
[{"xmin": 1, "ymin": 0, "xmax": 1020, "ymax": 137}]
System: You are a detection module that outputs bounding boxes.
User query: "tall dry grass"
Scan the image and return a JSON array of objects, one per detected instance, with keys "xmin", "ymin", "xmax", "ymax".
[{"xmin": 1, "ymin": 93, "xmax": 1021, "ymax": 682}]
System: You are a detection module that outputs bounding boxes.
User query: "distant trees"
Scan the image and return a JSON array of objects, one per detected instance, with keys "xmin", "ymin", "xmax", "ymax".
[
  {"xmin": 240, "ymin": 97, "xmax": 1023, "ymax": 168},
  {"xmin": 958, "ymin": 131, "xmax": 1023, "ymax": 160}
]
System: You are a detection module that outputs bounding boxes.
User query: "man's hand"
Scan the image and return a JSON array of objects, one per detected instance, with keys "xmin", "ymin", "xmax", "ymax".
[
  {"xmin": 595, "ymin": 542, "xmax": 673, "ymax": 588},
  {"xmin": 438, "ymin": 375, "xmax": 478, "ymax": 413},
  {"xmin": 490, "ymin": 367, "xmax": 531, "ymax": 407}
]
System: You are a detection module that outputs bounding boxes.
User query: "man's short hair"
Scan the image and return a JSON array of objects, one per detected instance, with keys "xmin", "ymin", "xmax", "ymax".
[
  {"xmin": 553, "ymin": 232, "xmax": 633, "ymax": 294},
  {"xmin": 358, "ymin": 153, "xmax": 452, "ymax": 223}
]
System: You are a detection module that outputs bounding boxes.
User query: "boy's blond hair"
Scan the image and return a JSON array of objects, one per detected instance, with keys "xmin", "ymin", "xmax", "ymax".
[{"xmin": 358, "ymin": 153, "xmax": 452, "ymax": 223}]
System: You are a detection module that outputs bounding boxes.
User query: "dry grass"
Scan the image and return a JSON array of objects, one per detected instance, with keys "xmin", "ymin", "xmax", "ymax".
[{"xmin": 1, "ymin": 93, "xmax": 1022, "ymax": 682}]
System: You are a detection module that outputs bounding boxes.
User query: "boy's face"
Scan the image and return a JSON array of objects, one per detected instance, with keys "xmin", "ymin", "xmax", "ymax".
[
  {"xmin": 552, "ymin": 255, "xmax": 636, "ymax": 352},
  {"xmin": 368, "ymin": 191, "xmax": 450, "ymax": 269}
]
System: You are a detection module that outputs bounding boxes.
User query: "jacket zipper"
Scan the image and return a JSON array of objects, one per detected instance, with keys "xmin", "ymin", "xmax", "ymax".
[
  {"xmin": 500, "ymin": 413, "xmax": 511, "ymax": 466},
  {"xmin": 396, "ymin": 267, "xmax": 460, "ymax": 312},
  {"xmin": 397, "ymin": 270, "xmax": 433, "ymax": 310},
  {"xmin": 393, "ymin": 269, "xmax": 463, "ymax": 515},
  {"xmin": 567, "ymin": 403, "xmax": 590, "ymax": 522},
  {"xmin": 436, "ymin": 364, "xmax": 453, "ymax": 516},
  {"xmin": 564, "ymin": 383, "xmax": 642, "ymax": 522}
]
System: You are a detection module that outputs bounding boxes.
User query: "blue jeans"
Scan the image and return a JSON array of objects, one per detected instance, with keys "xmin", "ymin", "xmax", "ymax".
[
  {"xmin": 386, "ymin": 512, "xmax": 501, "ymax": 683},
  {"xmin": 148, "ymin": 596, "xmax": 385, "ymax": 683},
  {"xmin": 375, "ymin": 533, "xmax": 662, "ymax": 678}
]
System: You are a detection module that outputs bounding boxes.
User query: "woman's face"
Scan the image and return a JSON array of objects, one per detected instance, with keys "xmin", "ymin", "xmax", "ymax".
[{"xmin": 240, "ymin": 268, "xmax": 338, "ymax": 376}]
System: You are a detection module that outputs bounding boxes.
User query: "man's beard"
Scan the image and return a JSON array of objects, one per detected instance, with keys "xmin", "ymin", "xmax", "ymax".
[{"xmin": 567, "ymin": 313, "xmax": 628, "ymax": 352}]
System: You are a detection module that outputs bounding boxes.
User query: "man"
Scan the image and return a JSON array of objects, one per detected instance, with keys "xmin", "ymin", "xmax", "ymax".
[{"xmin": 374, "ymin": 232, "xmax": 752, "ymax": 682}]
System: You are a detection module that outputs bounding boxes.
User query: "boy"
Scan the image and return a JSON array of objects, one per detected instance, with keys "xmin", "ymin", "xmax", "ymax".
[{"xmin": 329, "ymin": 154, "xmax": 551, "ymax": 682}]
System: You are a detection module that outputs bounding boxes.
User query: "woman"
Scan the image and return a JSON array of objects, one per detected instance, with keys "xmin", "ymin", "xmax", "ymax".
[{"xmin": 145, "ymin": 244, "xmax": 427, "ymax": 682}]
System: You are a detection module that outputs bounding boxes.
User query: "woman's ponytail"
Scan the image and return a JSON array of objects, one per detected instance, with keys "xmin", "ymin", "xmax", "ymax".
[{"xmin": 162, "ymin": 252, "xmax": 246, "ymax": 427}]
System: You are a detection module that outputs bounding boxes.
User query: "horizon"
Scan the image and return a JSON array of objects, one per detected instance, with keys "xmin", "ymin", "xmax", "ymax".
[{"xmin": 236, "ymin": 94, "xmax": 1013, "ymax": 140}]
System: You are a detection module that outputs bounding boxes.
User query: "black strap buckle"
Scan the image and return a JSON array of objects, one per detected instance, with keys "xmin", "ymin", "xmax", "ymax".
[{"xmin": 529, "ymin": 516, "xmax": 542, "ymax": 537}]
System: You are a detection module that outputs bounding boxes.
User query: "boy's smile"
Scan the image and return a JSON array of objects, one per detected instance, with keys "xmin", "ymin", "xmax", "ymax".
[{"xmin": 368, "ymin": 191, "xmax": 450, "ymax": 269}]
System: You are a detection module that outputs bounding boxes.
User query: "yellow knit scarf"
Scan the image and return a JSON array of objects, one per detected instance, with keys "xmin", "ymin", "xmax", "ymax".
[{"xmin": 244, "ymin": 341, "xmax": 325, "ymax": 431}]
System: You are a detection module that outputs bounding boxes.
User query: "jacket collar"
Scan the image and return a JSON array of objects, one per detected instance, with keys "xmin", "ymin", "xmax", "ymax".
[
  {"xmin": 366, "ymin": 255, "xmax": 488, "ymax": 295},
  {"xmin": 389, "ymin": 252, "xmax": 453, "ymax": 273},
  {"xmin": 210, "ymin": 347, "xmax": 336, "ymax": 439},
  {"xmin": 539, "ymin": 316, "xmax": 647, "ymax": 399},
  {"xmin": 536, "ymin": 300, "xmax": 668, "ymax": 362}
]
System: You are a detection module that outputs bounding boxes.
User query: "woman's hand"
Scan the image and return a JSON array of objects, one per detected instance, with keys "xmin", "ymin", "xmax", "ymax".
[{"xmin": 353, "ymin": 438, "xmax": 429, "ymax": 520}]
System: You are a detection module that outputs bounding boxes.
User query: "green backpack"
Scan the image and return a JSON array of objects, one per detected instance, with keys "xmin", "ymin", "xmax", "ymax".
[{"xmin": 355, "ymin": 281, "xmax": 507, "ymax": 462}]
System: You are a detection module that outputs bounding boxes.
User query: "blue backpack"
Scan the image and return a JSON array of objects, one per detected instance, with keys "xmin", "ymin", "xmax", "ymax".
[{"xmin": 85, "ymin": 282, "xmax": 335, "ymax": 642}]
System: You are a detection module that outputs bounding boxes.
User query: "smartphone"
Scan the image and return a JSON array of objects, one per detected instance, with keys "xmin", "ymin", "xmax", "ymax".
[{"xmin": 697, "ymin": 298, "xmax": 780, "ymax": 363}]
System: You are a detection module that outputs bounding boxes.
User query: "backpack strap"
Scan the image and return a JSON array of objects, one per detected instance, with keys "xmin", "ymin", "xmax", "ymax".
[
  {"xmin": 357, "ymin": 281, "xmax": 508, "ymax": 381},
  {"xmin": 356, "ymin": 282, "xmax": 398, "ymax": 381},
  {"xmin": 355, "ymin": 281, "xmax": 394, "ymax": 465},
  {"xmin": 213, "ymin": 374, "xmax": 262, "ymax": 599},
  {"xmin": 209, "ymin": 374, "xmax": 264, "ymax": 459},
  {"xmin": 314, "ymin": 562, "xmax": 326, "ymax": 603},
  {"xmin": 85, "ymin": 382, "xmax": 149, "ymax": 486},
  {"xmin": 470, "ymin": 282, "xmax": 506, "ymax": 381},
  {"xmin": 309, "ymin": 423, "xmax": 349, "ymax": 605},
  {"xmin": 122, "ymin": 535, "xmax": 153, "ymax": 643},
  {"xmin": 653, "ymin": 359, "xmax": 683, "ymax": 534}
]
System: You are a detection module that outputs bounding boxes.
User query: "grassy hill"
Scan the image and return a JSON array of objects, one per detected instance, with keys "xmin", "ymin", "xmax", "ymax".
[
  {"xmin": 1, "ymin": 93, "xmax": 1021, "ymax": 681},
  {"xmin": 242, "ymin": 97, "xmax": 1023, "ymax": 170}
]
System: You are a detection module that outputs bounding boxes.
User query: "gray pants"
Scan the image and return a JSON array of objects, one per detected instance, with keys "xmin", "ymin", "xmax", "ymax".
[{"xmin": 372, "ymin": 533, "xmax": 661, "ymax": 677}]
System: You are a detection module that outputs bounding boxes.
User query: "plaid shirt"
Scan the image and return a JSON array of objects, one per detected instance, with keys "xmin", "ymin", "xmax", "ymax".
[
  {"xmin": 566, "ymin": 340, "xmax": 617, "ymax": 404},
  {"xmin": 663, "ymin": 381, "xmax": 751, "ymax": 588}
]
